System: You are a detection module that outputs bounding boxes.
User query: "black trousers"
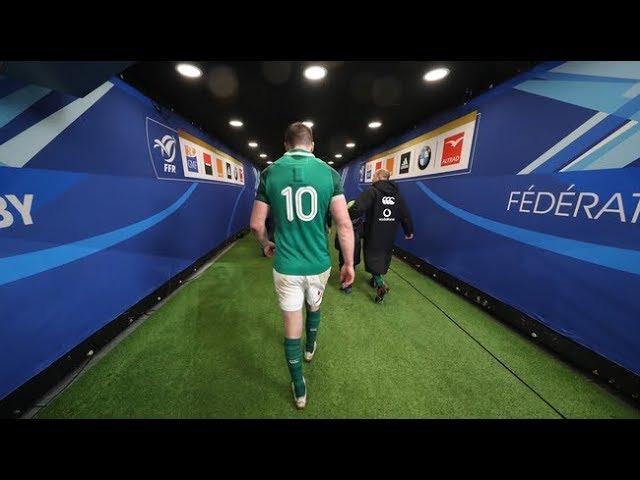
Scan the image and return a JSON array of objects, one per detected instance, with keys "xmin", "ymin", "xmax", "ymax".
[
  {"xmin": 363, "ymin": 244, "xmax": 393, "ymax": 276},
  {"xmin": 336, "ymin": 230, "xmax": 361, "ymax": 268}
]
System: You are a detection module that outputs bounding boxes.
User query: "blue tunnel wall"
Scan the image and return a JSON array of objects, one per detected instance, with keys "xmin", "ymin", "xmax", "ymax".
[
  {"xmin": 339, "ymin": 61, "xmax": 640, "ymax": 378},
  {"xmin": 2, "ymin": 61, "xmax": 640, "ymax": 405},
  {"xmin": 0, "ymin": 76, "xmax": 259, "ymax": 400}
]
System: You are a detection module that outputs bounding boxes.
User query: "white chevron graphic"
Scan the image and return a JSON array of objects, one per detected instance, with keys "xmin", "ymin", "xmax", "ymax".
[
  {"xmin": 560, "ymin": 120, "xmax": 639, "ymax": 172},
  {"xmin": 0, "ymin": 85, "xmax": 51, "ymax": 128},
  {"xmin": 517, "ymin": 111, "xmax": 609, "ymax": 174},
  {"xmin": 0, "ymin": 81, "xmax": 113, "ymax": 168}
]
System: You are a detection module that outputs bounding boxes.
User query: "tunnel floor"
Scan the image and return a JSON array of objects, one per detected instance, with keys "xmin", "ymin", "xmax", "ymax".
[{"xmin": 36, "ymin": 234, "xmax": 639, "ymax": 419}]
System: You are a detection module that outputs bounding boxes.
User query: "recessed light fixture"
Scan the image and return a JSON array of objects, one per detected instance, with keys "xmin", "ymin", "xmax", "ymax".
[
  {"xmin": 346, "ymin": 142, "xmax": 356, "ymax": 148},
  {"xmin": 266, "ymin": 161, "xmax": 273, "ymax": 164},
  {"xmin": 248, "ymin": 141, "xmax": 258, "ymax": 148},
  {"xmin": 176, "ymin": 63, "xmax": 202, "ymax": 78},
  {"xmin": 304, "ymin": 65, "xmax": 327, "ymax": 81},
  {"xmin": 302, "ymin": 121, "xmax": 314, "ymax": 129},
  {"xmin": 229, "ymin": 119, "xmax": 243, "ymax": 127},
  {"xmin": 368, "ymin": 121, "xmax": 382, "ymax": 129},
  {"xmin": 328, "ymin": 161, "xmax": 335, "ymax": 165},
  {"xmin": 260, "ymin": 153, "xmax": 267, "ymax": 158},
  {"xmin": 334, "ymin": 154, "xmax": 342, "ymax": 158},
  {"xmin": 424, "ymin": 67, "xmax": 450, "ymax": 82}
]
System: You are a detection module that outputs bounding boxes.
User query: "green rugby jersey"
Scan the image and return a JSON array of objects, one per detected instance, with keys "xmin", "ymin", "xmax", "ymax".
[{"xmin": 256, "ymin": 148, "xmax": 343, "ymax": 275}]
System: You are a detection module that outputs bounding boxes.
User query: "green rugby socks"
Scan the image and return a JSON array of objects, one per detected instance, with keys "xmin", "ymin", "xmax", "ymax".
[
  {"xmin": 373, "ymin": 274, "xmax": 385, "ymax": 288},
  {"xmin": 284, "ymin": 337, "xmax": 305, "ymax": 397},
  {"xmin": 305, "ymin": 309, "xmax": 321, "ymax": 353}
]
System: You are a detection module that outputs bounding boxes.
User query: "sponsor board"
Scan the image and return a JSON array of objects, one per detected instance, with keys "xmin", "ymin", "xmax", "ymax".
[
  {"xmin": 147, "ymin": 117, "xmax": 244, "ymax": 186},
  {"xmin": 361, "ymin": 111, "xmax": 477, "ymax": 183}
]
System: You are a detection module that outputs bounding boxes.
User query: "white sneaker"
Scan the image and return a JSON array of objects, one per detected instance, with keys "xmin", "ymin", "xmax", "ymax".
[
  {"xmin": 291, "ymin": 377, "xmax": 307, "ymax": 409},
  {"xmin": 304, "ymin": 341, "xmax": 317, "ymax": 362}
]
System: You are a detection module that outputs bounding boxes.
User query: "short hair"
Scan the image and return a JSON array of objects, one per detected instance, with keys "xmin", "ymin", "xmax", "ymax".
[
  {"xmin": 284, "ymin": 122, "xmax": 313, "ymax": 147},
  {"xmin": 374, "ymin": 169, "xmax": 391, "ymax": 181}
]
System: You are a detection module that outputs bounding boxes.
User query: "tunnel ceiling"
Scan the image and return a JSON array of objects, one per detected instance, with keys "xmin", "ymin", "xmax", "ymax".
[{"xmin": 122, "ymin": 61, "xmax": 538, "ymax": 169}]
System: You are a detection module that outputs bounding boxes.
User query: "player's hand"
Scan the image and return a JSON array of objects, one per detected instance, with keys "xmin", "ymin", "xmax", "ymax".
[
  {"xmin": 340, "ymin": 264, "xmax": 355, "ymax": 288},
  {"xmin": 405, "ymin": 233, "xmax": 414, "ymax": 240},
  {"xmin": 263, "ymin": 241, "xmax": 276, "ymax": 258}
]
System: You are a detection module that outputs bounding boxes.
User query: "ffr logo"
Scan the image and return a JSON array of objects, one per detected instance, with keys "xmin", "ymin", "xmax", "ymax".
[
  {"xmin": 0, "ymin": 194, "xmax": 34, "ymax": 229},
  {"xmin": 154, "ymin": 135, "xmax": 178, "ymax": 173}
]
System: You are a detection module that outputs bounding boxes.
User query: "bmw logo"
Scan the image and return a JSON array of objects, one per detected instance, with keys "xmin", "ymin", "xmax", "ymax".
[{"xmin": 418, "ymin": 146, "xmax": 431, "ymax": 170}]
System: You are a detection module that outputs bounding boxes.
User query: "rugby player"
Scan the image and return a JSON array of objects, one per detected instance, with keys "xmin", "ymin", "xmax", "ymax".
[{"xmin": 250, "ymin": 122, "xmax": 355, "ymax": 409}]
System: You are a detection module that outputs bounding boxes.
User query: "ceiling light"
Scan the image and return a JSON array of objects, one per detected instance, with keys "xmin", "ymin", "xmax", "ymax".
[
  {"xmin": 368, "ymin": 121, "xmax": 382, "ymax": 129},
  {"xmin": 176, "ymin": 63, "xmax": 202, "ymax": 78},
  {"xmin": 346, "ymin": 142, "xmax": 355, "ymax": 148},
  {"xmin": 260, "ymin": 153, "xmax": 267, "ymax": 158},
  {"xmin": 334, "ymin": 154, "xmax": 342, "ymax": 158},
  {"xmin": 328, "ymin": 161, "xmax": 335, "ymax": 165},
  {"xmin": 424, "ymin": 67, "xmax": 450, "ymax": 82},
  {"xmin": 229, "ymin": 119, "xmax": 243, "ymax": 127},
  {"xmin": 304, "ymin": 65, "xmax": 327, "ymax": 81},
  {"xmin": 266, "ymin": 161, "xmax": 273, "ymax": 164},
  {"xmin": 302, "ymin": 121, "xmax": 314, "ymax": 129},
  {"xmin": 248, "ymin": 141, "xmax": 258, "ymax": 148}
]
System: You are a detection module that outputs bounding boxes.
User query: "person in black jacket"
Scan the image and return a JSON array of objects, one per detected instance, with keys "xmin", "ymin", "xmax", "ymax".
[{"xmin": 350, "ymin": 169, "xmax": 413, "ymax": 303}]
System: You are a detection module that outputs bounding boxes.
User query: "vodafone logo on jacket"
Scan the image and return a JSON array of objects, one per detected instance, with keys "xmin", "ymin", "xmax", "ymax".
[{"xmin": 441, "ymin": 132, "xmax": 464, "ymax": 167}]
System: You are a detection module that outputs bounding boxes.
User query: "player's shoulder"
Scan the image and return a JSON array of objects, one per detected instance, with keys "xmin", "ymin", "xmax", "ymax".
[
  {"xmin": 259, "ymin": 163, "xmax": 275, "ymax": 179},
  {"xmin": 309, "ymin": 155, "xmax": 328, "ymax": 166},
  {"xmin": 326, "ymin": 162, "xmax": 342, "ymax": 181},
  {"xmin": 310, "ymin": 156, "xmax": 340, "ymax": 175},
  {"xmin": 261, "ymin": 154, "xmax": 291, "ymax": 174}
]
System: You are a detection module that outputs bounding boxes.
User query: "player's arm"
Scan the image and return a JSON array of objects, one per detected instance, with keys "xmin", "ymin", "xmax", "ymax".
[
  {"xmin": 329, "ymin": 168, "xmax": 355, "ymax": 286},
  {"xmin": 331, "ymin": 195, "xmax": 355, "ymax": 287},
  {"xmin": 250, "ymin": 200, "xmax": 275, "ymax": 257},
  {"xmin": 250, "ymin": 170, "xmax": 276, "ymax": 257}
]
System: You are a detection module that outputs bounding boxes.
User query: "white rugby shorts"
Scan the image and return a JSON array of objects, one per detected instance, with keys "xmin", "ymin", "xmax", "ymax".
[{"xmin": 273, "ymin": 268, "xmax": 331, "ymax": 312}]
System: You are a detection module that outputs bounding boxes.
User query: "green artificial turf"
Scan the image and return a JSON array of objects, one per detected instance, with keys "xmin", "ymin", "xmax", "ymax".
[{"xmin": 37, "ymin": 234, "xmax": 639, "ymax": 419}]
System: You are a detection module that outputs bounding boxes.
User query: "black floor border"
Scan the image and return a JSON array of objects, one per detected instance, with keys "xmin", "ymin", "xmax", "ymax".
[
  {"xmin": 392, "ymin": 246, "xmax": 640, "ymax": 407},
  {"xmin": 388, "ymin": 264, "xmax": 566, "ymax": 418},
  {"xmin": 0, "ymin": 227, "xmax": 250, "ymax": 419}
]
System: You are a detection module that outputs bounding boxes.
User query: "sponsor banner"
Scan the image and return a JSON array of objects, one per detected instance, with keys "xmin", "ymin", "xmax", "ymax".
[
  {"xmin": 147, "ymin": 118, "xmax": 244, "ymax": 186},
  {"xmin": 361, "ymin": 111, "xmax": 478, "ymax": 183}
]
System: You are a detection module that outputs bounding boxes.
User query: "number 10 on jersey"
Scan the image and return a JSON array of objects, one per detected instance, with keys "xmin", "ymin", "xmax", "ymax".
[{"xmin": 281, "ymin": 186, "xmax": 318, "ymax": 222}]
